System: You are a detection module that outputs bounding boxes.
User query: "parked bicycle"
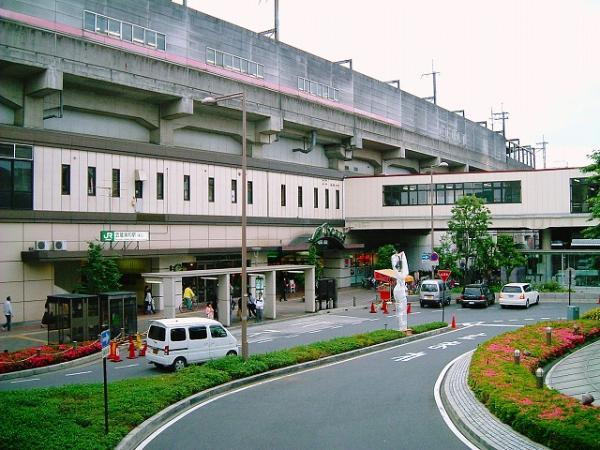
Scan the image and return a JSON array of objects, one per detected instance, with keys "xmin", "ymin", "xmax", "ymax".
[{"xmin": 179, "ymin": 296, "xmax": 201, "ymax": 313}]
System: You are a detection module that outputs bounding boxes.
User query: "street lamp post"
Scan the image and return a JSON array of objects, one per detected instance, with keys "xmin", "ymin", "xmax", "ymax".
[
  {"xmin": 201, "ymin": 92, "xmax": 248, "ymax": 359},
  {"xmin": 428, "ymin": 161, "xmax": 448, "ymax": 280}
]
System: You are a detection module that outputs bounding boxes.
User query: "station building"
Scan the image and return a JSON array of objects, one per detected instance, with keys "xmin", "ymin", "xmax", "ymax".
[{"xmin": 2, "ymin": 0, "xmax": 585, "ymax": 324}]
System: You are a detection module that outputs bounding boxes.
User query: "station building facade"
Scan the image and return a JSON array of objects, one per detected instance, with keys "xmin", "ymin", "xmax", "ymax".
[{"xmin": 0, "ymin": 0, "xmax": 552, "ymax": 323}]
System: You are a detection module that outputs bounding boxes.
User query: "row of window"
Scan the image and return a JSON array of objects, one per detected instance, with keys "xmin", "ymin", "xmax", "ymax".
[
  {"xmin": 206, "ymin": 47, "xmax": 264, "ymax": 79},
  {"xmin": 83, "ymin": 10, "xmax": 166, "ymax": 51},
  {"xmin": 297, "ymin": 77, "xmax": 339, "ymax": 101},
  {"xmin": 570, "ymin": 177, "xmax": 597, "ymax": 213},
  {"xmin": 382, "ymin": 181, "xmax": 522, "ymax": 206},
  {"xmin": 0, "ymin": 144, "xmax": 33, "ymax": 210},
  {"xmin": 281, "ymin": 185, "xmax": 341, "ymax": 210}
]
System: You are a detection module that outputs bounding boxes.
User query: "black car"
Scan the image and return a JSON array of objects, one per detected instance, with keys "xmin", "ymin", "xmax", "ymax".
[{"xmin": 458, "ymin": 284, "xmax": 495, "ymax": 307}]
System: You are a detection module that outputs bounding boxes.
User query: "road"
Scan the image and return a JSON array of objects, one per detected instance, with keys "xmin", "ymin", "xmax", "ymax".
[{"xmin": 1, "ymin": 301, "xmax": 594, "ymax": 391}]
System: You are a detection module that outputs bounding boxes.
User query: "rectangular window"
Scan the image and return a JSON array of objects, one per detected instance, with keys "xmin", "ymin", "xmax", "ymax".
[
  {"xmin": 280, "ymin": 184, "xmax": 286, "ymax": 207},
  {"xmin": 111, "ymin": 169, "xmax": 120, "ymax": 197},
  {"xmin": 206, "ymin": 47, "xmax": 264, "ymax": 79},
  {"xmin": 231, "ymin": 179, "xmax": 237, "ymax": 203},
  {"xmin": 189, "ymin": 326, "xmax": 207, "ymax": 340},
  {"xmin": 156, "ymin": 33, "xmax": 166, "ymax": 51},
  {"xmin": 122, "ymin": 22, "xmax": 132, "ymax": 41},
  {"xmin": 144, "ymin": 29, "xmax": 156, "ymax": 47},
  {"xmin": 84, "ymin": 11, "xmax": 96, "ymax": 31},
  {"xmin": 314, "ymin": 187, "xmax": 319, "ymax": 208},
  {"xmin": 61, "ymin": 164, "xmax": 70, "ymax": 195},
  {"xmin": 96, "ymin": 15, "xmax": 107, "ymax": 33},
  {"xmin": 83, "ymin": 11, "xmax": 164, "ymax": 51},
  {"xmin": 133, "ymin": 25, "xmax": 144, "ymax": 43},
  {"xmin": 87, "ymin": 166, "xmax": 96, "ymax": 196},
  {"xmin": 335, "ymin": 189, "xmax": 340, "ymax": 209},
  {"xmin": 208, "ymin": 177, "xmax": 215, "ymax": 202},
  {"xmin": 0, "ymin": 143, "xmax": 33, "ymax": 210},
  {"xmin": 108, "ymin": 18, "xmax": 121, "ymax": 37},
  {"xmin": 298, "ymin": 186, "xmax": 303, "ymax": 207},
  {"xmin": 156, "ymin": 172, "xmax": 164, "ymax": 200},
  {"xmin": 135, "ymin": 180, "xmax": 143, "ymax": 199},
  {"xmin": 184, "ymin": 175, "xmax": 190, "ymax": 201},
  {"xmin": 247, "ymin": 180, "xmax": 253, "ymax": 205}
]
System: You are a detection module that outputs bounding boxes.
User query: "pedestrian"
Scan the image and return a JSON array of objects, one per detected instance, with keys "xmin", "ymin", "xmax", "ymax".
[
  {"xmin": 279, "ymin": 276, "xmax": 287, "ymax": 302},
  {"xmin": 145, "ymin": 286, "xmax": 155, "ymax": 314},
  {"xmin": 247, "ymin": 290, "xmax": 256, "ymax": 318},
  {"xmin": 236, "ymin": 296, "xmax": 242, "ymax": 320},
  {"xmin": 2, "ymin": 296, "xmax": 13, "ymax": 331},
  {"xmin": 255, "ymin": 292, "xmax": 264, "ymax": 322},
  {"xmin": 206, "ymin": 303, "xmax": 214, "ymax": 320},
  {"xmin": 183, "ymin": 285, "xmax": 195, "ymax": 311}
]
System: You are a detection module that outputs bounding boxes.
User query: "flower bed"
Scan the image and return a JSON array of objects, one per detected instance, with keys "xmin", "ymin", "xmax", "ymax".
[
  {"xmin": 0, "ymin": 341, "xmax": 101, "ymax": 374},
  {"xmin": 469, "ymin": 320, "xmax": 600, "ymax": 450}
]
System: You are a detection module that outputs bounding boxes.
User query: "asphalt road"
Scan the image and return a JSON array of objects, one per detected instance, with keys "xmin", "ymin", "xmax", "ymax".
[{"xmin": 1, "ymin": 301, "xmax": 595, "ymax": 392}]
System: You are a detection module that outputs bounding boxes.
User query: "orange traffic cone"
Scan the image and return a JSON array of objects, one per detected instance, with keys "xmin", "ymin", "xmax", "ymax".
[
  {"xmin": 139, "ymin": 342, "xmax": 147, "ymax": 357},
  {"xmin": 127, "ymin": 337, "xmax": 137, "ymax": 359},
  {"xmin": 370, "ymin": 302, "xmax": 377, "ymax": 313},
  {"xmin": 451, "ymin": 314, "xmax": 457, "ymax": 329},
  {"xmin": 108, "ymin": 341, "xmax": 116, "ymax": 361},
  {"xmin": 112, "ymin": 344, "xmax": 122, "ymax": 362},
  {"xmin": 382, "ymin": 300, "xmax": 389, "ymax": 314},
  {"xmin": 597, "ymin": 295, "xmax": 600, "ymax": 304},
  {"xmin": 407, "ymin": 302, "xmax": 412, "ymax": 314}
]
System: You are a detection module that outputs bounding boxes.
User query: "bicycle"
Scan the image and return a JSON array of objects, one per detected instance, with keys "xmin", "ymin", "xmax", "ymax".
[{"xmin": 179, "ymin": 296, "xmax": 201, "ymax": 313}]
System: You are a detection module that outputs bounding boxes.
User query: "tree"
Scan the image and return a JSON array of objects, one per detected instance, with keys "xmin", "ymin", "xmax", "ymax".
[
  {"xmin": 374, "ymin": 244, "xmax": 397, "ymax": 270},
  {"xmin": 446, "ymin": 195, "xmax": 492, "ymax": 283},
  {"xmin": 306, "ymin": 244, "xmax": 324, "ymax": 280},
  {"xmin": 581, "ymin": 149, "xmax": 600, "ymax": 237},
  {"xmin": 79, "ymin": 242, "xmax": 122, "ymax": 294},
  {"xmin": 496, "ymin": 234, "xmax": 527, "ymax": 283}
]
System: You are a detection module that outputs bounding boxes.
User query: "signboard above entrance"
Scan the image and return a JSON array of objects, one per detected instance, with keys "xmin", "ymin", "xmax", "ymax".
[
  {"xmin": 100, "ymin": 231, "xmax": 149, "ymax": 242},
  {"xmin": 308, "ymin": 223, "xmax": 346, "ymax": 246}
]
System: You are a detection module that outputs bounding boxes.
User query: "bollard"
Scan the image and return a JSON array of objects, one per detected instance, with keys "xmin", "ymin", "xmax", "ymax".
[
  {"xmin": 545, "ymin": 327, "xmax": 552, "ymax": 345},
  {"xmin": 73, "ymin": 341, "xmax": 78, "ymax": 351},
  {"xmin": 582, "ymin": 393, "xmax": 595, "ymax": 406},
  {"xmin": 353, "ymin": 296, "xmax": 356, "ymax": 307},
  {"xmin": 514, "ymin": 349, "xmax": 521, "ymax": 365},
  {"xmin": 384, "ymin": 323, "xmax": 388, "ymax": 330},
  {"xmin": 536, "ymin": 367, "xmax": 544, "ymax": 388}
]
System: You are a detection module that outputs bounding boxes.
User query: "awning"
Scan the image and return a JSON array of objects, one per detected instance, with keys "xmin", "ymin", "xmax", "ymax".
[{"xmin": 374, "ymin": 269, "xmax": 414, "ymax": 283}]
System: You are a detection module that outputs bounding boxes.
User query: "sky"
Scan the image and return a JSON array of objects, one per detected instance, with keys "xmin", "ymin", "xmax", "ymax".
[{"xmin": 186, "ymin": 0, "xmax": 599, "ymax": 169}]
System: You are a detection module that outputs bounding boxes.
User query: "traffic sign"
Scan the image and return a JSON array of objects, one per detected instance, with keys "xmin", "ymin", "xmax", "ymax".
[
  {"xmin": 101, "ymin": 330, "xmax": 110, "ymax": 359},
  {"xmin": 438, "ymin": 269, "xmax": 452, "ymax": 282},
  {"xmin": 430, "ymin": 252, "xmax": 439, "ymax": 262},
  {"xmin": 421, "ymin": 253, "xmax": 430, "ymax": 261}
]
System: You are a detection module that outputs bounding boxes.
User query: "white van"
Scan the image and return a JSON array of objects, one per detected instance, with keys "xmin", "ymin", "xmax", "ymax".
[{"xmin": 146, "ymin": 318, "xmax": 239, "ymax": 371}]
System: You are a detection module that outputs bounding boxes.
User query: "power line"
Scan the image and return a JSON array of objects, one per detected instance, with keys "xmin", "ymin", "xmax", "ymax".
[{"xmin": 421, "ymin": 60, "xmax": 440, "ymax": 105}]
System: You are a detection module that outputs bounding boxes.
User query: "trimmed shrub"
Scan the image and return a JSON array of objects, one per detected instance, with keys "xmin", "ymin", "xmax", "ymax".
[{"xmin": 581, "ymin": 307, "xmax": 600, "ymax": 321}]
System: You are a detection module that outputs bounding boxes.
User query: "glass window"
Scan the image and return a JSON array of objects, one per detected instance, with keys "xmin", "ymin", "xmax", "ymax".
[
  {"xmin": 232, "ymin": 56, "xmax": 241, "ymax": 71},
  {"xmin": 112, "ymin": 169, "xmax": 120, "ymax": 197},
  {"xmin": 208, "ymin": 177, "xmax": 215, "ymax": 202},
  {"xmin": 231, "ymin": 179, "xmax": 237, "ymax": 203},
  {"xmin": 314, "ymin": 187, "xmax": 319, "ymax": 208},
  {"xmin": 108, "ymin": 18, "xmax": 120, "ymax": 36},
  {"xmin": 122, "ymin": 23, "xmax": 132, "ymax": 41},
  {"xmin": 148, "ymin": 325, "xmax": 165, "ymax": 341},
  {"xmin": 209, "ymin": 325, "xmax": 227, "ymax": 338},
  {"xmin": 0, "ymin": 160, "xmax": 11, "ymax": 208},
  {"xmin": 133, "ymin": 26, "xmax": 144, "ymax": 43},
  {"xmin": 184, "ymin": 175, "xmax": 190, "ymax": 201},
  {"xmin": 248, "ymin": 62, "xmax": 257, "ymax": 77},
  {"xmin": 336, "ymin": 189, "xmax": 340, "ymax": 209},
  {"xmin": 247, "ymin": 180, "xmax": 253, "ymax": 205},
  {"xmin": 215, "ymin": 51, "xmax": 223, "ymax": 66},
  {"xmin": 61, "ymin": 164, "xmax": 70, "ymax": 195},
  {"xmin": 96, "ymin": 15, "xmax": 108, "ymax": 33},
  {"xmin": 87, "ymin": 166, "xmax": 96, "ymax": 196},
  {"xmin": 15, "ymin": 145, "xmax": 32, "ymax": 159},
  {"xmin": 84, "ymin": 11, "xmax": 96, "ymax": 31},
  {"xmin": 409, "ymin": 185, "xmax": 418, "ymax": 205},
  {"xmin": 189, "ymin": 326, "xmax": 207, "ymax": 340},
  {"xmin": 144, "ymin": 30, "xmax": 156, "ymax": 47},
  {"xmin": 257, "ymin": 65, "xmax": 264, "ymax": 78},
  {"xmin": 241, "ymin": 59, "xmax": 248, "ymax": 74},
  {"xmin": 135, "ymin": 180, "xmax": 143, "ymax": 199},
  {"xmin": 156, "ymin": 33, "xmax": 166, "ymax": 51},
  {"xmin": 171, "ymin": 328, "xmax": 186, "ymax": 341},
  {"xmin": 206, "ymin": 48, "xmax": 216, "ymax": 64},
  {"xmin": 0, "ymin": 143, "xmax": 12, "ymax": 158},
  {"xmin": 223, "ymin": 53, "xmax": 233, "ymax": 68},
  {"xmin": 281, "ymin": 184, "xmax": 286, "ymax": 206},
  {"xmin": 157, "ymin": 172, "xmax": 164, "ymax": 200},
  {"xmin": 325, "ymin": 188, "xmax": 329, "ymax": 209},
  {"xmin": 298, "ymin": 77, "xmax": 305, "ymax": 91},
  {"xmin": 298, "ymin": 186, "xmax": 303, "ymax": 207},
  {"xmin": 12, "ymin": 160, "xmax": 32, "ymax": 209}
]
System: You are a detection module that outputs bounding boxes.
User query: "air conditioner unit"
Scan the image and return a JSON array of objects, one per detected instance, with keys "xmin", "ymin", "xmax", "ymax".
[
  {"xmin": 53, "ymin": 240, "xmax": 68, "ymax": 251},
  {"xmin": 35, "ymin": 240, "xmax": 52, "ymax": 251}
]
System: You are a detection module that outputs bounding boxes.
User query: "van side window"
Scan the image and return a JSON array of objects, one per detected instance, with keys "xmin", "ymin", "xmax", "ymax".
[
  {"xmin": 189, "ymin": 326, "xmax": 207, "ymax": 340},
  {"xmin": 148, "ymin": 325, "xmax": 165, "ymax": 341},
  {"xmin": 171, "ymin": 328, "xmax": 186, "ymax": 341},
  {"xmin": 210, "ymin": 325, "xmax": 227, "ymax": 338}
]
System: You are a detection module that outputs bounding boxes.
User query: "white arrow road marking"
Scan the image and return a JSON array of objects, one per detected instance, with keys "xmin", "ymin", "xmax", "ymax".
[
  {"xmin": 10, "ymin": 378, "xmax": 40, "ymax": 384},
  {"xmin": 65, "ymin": 370, "xmax": 93, "ymax": 377},
  {"xmin": 262, "ymin": 330, "xmax": 281, "ymax": 333},
  {"xmin": 114, "ymin": 363, "xmax": 139, "ymax": 370},
  {"xmin": 330, "ymin": 325, "xmax": 343, "ymax": 329},
  {"xmin": 459, "ymin": 333, "xmax": 487, "ymax": 340}
]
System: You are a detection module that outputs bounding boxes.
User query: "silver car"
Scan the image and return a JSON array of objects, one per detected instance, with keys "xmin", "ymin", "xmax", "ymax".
[{"xmin": 419, "ymin": 279, "xmax": 452, "ymax": 308}]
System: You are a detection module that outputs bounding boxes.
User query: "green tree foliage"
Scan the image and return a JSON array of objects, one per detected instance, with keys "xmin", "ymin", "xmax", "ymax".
[
  {"xmin": 374, "ymin": 244, "xmax": 397, "ymax": 270},
  {"xmin": 306, "ymin": 244, "xmax": 324, "ymax": 280},
  {"xmin": 495, "ymin": 234, "xmax": 527, "ymax": 283},
  {"xmin": 581, "ymin": 149, "xmax": 600, "ymax": 237},
  {"xmin": 436, "ymin": 234, "xmax": 461, "ymax": 278},
  {"xmin": 79, "ymin": 242, "xmax": 122, "ymax": 294}
]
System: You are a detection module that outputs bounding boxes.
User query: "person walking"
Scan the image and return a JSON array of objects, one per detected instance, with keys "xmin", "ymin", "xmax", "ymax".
[
  {"xmin": 255, "ymin": 292, "xmax": 264, "ymax": 322},
  {"xmin": 2, "ymin": 296, "xmax": 13, "ymax": 331},
  {"xmin": 247, "ymin": 290, "xmax": 256, "ymax": 319},
  {"xmin": 205, "ymin": 303, "xmax": 214, "ymax": 320},
  {"xmin": 183, "ymin": 285, "xmax": 195, "ymax": 311},
  {"xmin": 144, "ymin": 286, "xmax": 154, "ymax": 314}
]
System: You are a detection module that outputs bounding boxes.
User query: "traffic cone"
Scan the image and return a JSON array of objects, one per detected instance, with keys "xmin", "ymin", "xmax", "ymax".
[
  {"xmin": 597, "ymin": 295, "xmax": 600, "ymax": 304},
  {"xmin": 407, "ymin": 302, "xmax": 412, "ymax": 314},
  {"xmin": 370, "ymin": 302, "xmax": 377, "ymax": 313},
  {"xmin": 108, "ymin": 341, "xmax": 116, "ymax": 361},
  {"xmin": 382, "ymin": 300, "xmax": 389, "ymax": 314},
  {"xmin": 139, "ymin": 342, "xmax": 147, "ymax": 357},
  {"xmin": 112, "ymin": 344, "xmax": 122, "ymax": 362},
  {"xmin": 451, "ymin": 314, "xmax": 457, "ymax": 329},
  {"xmin": 127, "ymin": 338, "xmax": 137, "ymax": 359}
]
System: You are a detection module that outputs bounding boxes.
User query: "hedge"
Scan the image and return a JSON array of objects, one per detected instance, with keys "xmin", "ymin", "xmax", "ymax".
[
  {"xmin": 469, "ymin": 320, "xmax": 600, "ymax": 450},
  {"xmin": 0, "ymin": 322, "xmax": 446, "ymax": 450},
  {"xmin": 581, "ymin": 307, "xmax": 600, "ymax": 321}
]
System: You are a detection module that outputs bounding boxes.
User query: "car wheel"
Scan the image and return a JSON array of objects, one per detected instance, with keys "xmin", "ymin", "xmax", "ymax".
[
  {"xmin": 500, "ymin": 305, "xmax": 506, "ymax": 309},
  {"xmin": 153, "ymin": 362, "xmax": 164, "ymax": 369},
  {"xmin": 226, "ymin": 350, "xmax": 237, "ymax": 356},
  {"xmin": 461, "ymin": 303, "xmax": 466, "ymax": 308},
  {"xmin": 525, "ymin": 299, "xmax": 530, "ymax": 309},
  {"xmin": 536, "ymin": 296, "xmax": 540, "ymax": 305},
  {"xmin": 420, "ymin": 301, "xmax": 424, "ymax": 308},
  {"xmin": 172, "ymin": 357, "xmax": 186, "ymax": 372}
]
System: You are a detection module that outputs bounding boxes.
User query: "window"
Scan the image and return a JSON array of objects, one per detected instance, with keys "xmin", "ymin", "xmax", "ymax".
[
  {"xmin": 135, "ymin": 180, "xmax": 143, "ymax": 199},
  {"xmin": 205, "ymin": 47, "xmax": 264, "ymax": 79},
  {"xmin": 189, "ymin": 326, "xmax": 207, "ymax": 340},
  {"xmin": 325, "ymin": 188, "xmax": 330, "ymax": 209},
  {"xmin": 184, "ymin": 175, "xmax": 190, "ymax": 201},
  {"xmin": 0, "ymin": 143, "xmax": 33, "ymax": 210},
  {"xmin": 298, "ymin": 186, "xmax": 303, "ymax": 207},
  {"xmin": 247, "ymin": 180, "xmax": 253, "ymax": 205},
  {"xmin": 231, "ymin": 179, "xmax": 237, "ymax": 203},
  {"xmin": 61, "ymin": 164, "xmax": 70, "ymax": 195},
  {"xmin": 210, "ymin": 325, "xmax": 228, "ymax": 338},
  {"xmin": 571, "ymin": 177, "xmax": 597, "ymax": 213},
  {"xmin": 335, "ymin": 189, "xmax": 340, "ymax": 209},
  {"xmin": 87, "ymin": 166, "xmax": 96, "ymax": 196},
  {"xmin": 281, "ymin": 184, "xmax": 286, "ymax": 206},
  {"xmin": 314, "ymin": 187, "xmax": 319, "ymax": 208},
  {"xmin": 156, "ymin": 172, "xmax": 164, "ymax": 200},
  {"xmin": 122, "ymin": 22, "xmax": 132, "ymax": 41},
  {"xmin": 208, "ymin": 177, "xmax": 215, "ymax": 202},
  {"xmin": 84, "ymin": 11, "xmax": 95, "ymax": 31},
  {"xmin": 171, "ymin": 328, "xmax": 186, "ymax": 341},
  {"xmin": 297, "ymin": 77, "xmax": 339, "ymax": 101},
  {"xmin": 112, "ymin": 169, "xmax": 120, "ymax": 197},
  {"xmin": 133, "ymin": 25, "xmax": 144, "ymax": 43},
  {"xmin": 148, "ymin": 325, "xmax": 165, "ymax": 341}
]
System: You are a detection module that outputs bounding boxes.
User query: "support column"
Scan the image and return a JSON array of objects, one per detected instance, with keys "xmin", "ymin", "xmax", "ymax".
[
  {"xmin": 304, "ymin": 267, "xmax": 316, "ymax": 313},
  {"xmin": 162, "ymin": 276, "xmax": 181, "ymax": 319},
  {"xmin": 217, "ymin": 274, "xmax": 231, "ymax": 326},
  {"xmin": 541, "ymin": 229, "xmax": 553, "ymax": 283},
  {"xmin": 264, "ymin": 270, "xmax": 277, "ymax": 319}
]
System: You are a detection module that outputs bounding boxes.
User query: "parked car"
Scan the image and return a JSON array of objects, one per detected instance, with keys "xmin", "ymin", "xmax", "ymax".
[
  {"xmin": 499, "ymin": 283, "xmax": 540, "ymax": 309},
  {"xmin": 458, "ymin": 283, "xmax": 495, "ymax": 308},
  {"xmin": 146, "ymin": 318, "xmax": 239, "ymax": 371},
  {"xmin": 419, "ymin": 279, "xmax": 451, "ymax": 308}
]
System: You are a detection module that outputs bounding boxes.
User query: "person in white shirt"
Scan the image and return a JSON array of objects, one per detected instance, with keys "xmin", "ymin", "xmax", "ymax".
[
  {"xmin": 2, "ymin": 296, "xmax": 13, "ymax": 331},
  {"xmin": 255, "ymin": 293, "xmax": 264, "ymax": 322}
]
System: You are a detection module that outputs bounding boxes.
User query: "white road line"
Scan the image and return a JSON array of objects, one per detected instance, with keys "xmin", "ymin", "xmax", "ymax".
[
  {"xmin": 540, "ymin": 317, "xmax": 551, "ymax": 320},
  {"xmin": 65, "ymin": 370, "xmax": 92, "ymax": 377},
  {"xmin": 524, "ymin": 318, "xmax": 535, "ymax": 321},
  {"xmin": 249, "ymin": 339, "xmax": 273, "ymax": 344},
  {"xmin": 508, "ymin": 319, "xmax": 518, "ymax": 322},
  {"xmin": 330, "ymin": 325, "xmax": 343, "ymax": 329},
  {"xmin": 478, "ymin": 323, "xmax": 523, "ymax": 328},
  {"xmin": 284, "ymin": 334, "xmax": 299, "ymax": 339},
  {"xmin": 262, "ymin": 330, "xmax": 281, "ymax": 333},
  {"xmin": 308, "ymin": 330, "xmax": 322, "ymax": 334},
  {"xmin": 114, "ymin": 363, "xmax": 139, "ymax": 370},
  {"xmin": 492, "ymin": 320, "xmax": 503, "ymax": 323},
  {"xmin": 10, "ymin": 378, "xmax": 40, "ymax": 384}
]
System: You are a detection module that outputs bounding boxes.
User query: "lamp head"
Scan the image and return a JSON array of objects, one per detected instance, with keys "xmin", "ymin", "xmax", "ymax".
[{"xmin": 200, "ymin": 96, "xmax": 218, "ymax": 106}]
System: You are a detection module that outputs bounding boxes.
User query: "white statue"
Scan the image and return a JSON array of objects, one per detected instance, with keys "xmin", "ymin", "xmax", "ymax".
[{"xmin": 391, "ymin": 251, "xmax": 409, "ymax": 331}]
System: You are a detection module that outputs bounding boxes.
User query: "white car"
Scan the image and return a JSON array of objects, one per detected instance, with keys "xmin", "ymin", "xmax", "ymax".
[{"xmin": 499, "ymin": 283, "xmax": 540, "ymax": 308}]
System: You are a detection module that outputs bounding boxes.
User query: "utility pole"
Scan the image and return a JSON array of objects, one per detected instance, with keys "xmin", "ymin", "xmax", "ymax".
[
  {"xmin": 536, "ymin": 136, "xmax": 548, "ymax": 169},
  {"xmin": 422, "ymin": 60, "xmax": 440, "ymax": 105},
  {"xmin": 492, "ymin": 104, "xmax": 509, "ymax": 137},
  {"xmin": 258, "ymin": 0, "xmax": 279, "ymax": 41}
]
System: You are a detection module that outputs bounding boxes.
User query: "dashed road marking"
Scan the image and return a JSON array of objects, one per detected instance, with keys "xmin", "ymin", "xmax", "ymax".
[
  {"xmin": 10, "ymin": 378, "xmax": 40, "ymax": 384},
  {"xmin": 330, "ymin": 325, "xmax": 343, "ymax": 329},
  {"xmin": 250, "ymin": 339, "xmax": 273, "ymax": 344},
  {"xmin": 65, "ymin": 370, "xmax": 92, "ymax": 377},
  {"xmin": 509, "ymin": 319, "xmax": 518, "ymax": 322},
  {"xmin": 540, "ymin": 317, "xmax": 551, "ymax": 320},
  {"xmin": 308, "ymin": 330, "xmax": 322, "ymax": 334},
  {"xmin": 114, "ymin": 363, "xmax": 139, "ymax": 370},
  {"xmin": 493, "ymin": 320, "xmax": 503, "ymax": 323},
  {"xmin": 284, "ymin": 334, "xmax": 299, "ymax": 339},
  {"xmin": 524, "ymin": 318, "xmax": 535, "ymax": 321}
]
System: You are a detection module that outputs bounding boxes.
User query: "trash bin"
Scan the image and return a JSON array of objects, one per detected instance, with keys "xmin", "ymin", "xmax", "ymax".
[{"xmin": 567, "ymin": 305, "xmax": 580, "ymax": 320}]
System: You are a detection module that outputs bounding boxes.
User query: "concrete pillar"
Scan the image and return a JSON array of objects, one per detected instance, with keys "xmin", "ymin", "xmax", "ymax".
[
  {"xmin": 541, "ymin": 229, "xmax": 553, "ymax": 283},
  {"xmin": 162, "ymin": 276, "xmax": 181, "ymax": 319},
  {"xmin": 217, "ymin": 274, "xmax": 231, "ymax": 326},
  {"xmin": 264, "ymin": 271, "xmax": 277, "ymax": 319},
  {"xmin": 15, "ymin": 96, "xmax": 44, "ymax": 128},
  {"xmin": 323, "ymin": 251, "xmax": 351, "ymax": 288},
  {"xmin": 304, "ymin": 267, "xmax": 316, "ymax": 312}
]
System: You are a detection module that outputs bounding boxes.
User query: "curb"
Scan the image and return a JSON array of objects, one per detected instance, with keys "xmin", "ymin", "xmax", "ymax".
[
  {"xmin": 116, "ymin": 325, "xmax": 452, "ymax": 450},
  {"xmin": 0, "ymin": 350, "xmax": 105, "ymax": 381}
]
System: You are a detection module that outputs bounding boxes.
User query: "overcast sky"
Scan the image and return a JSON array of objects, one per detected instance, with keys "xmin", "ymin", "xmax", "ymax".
[{"xmin": 186, "ymin": 0, "xmax": 599, "ymax": 169}]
